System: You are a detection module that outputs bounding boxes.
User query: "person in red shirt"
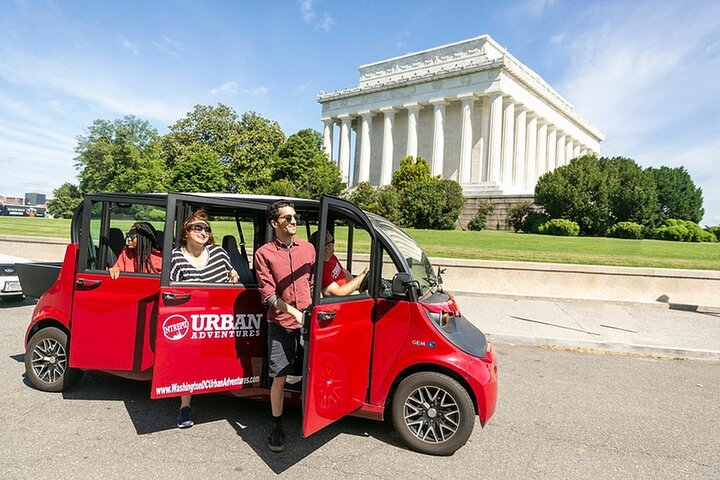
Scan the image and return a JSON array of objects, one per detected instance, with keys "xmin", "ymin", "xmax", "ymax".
[
  {"xmin": 108, "ymin": 221, "xmax": 162, "ymax": 279},
  {"xmin": 254, "ymin": 200, "xmax": 315, "ymax": 453},
  {"xmin": 309, "ymin": 230, "xmax": 369, "ymax": 296}
]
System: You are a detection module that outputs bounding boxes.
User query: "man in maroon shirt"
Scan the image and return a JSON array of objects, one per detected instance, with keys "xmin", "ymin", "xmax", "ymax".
[{"xmin": 254, "ymin": 199, "xmax": 315, "ymax": 453}]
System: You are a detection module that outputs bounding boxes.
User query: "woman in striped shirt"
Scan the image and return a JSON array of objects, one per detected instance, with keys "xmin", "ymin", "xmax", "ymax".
[{"xmin": 170, "ymin": 210, "xmax": 239, "ymax": 428}]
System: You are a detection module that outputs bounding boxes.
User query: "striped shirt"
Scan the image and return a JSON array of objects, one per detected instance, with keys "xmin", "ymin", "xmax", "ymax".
[{"xmin": 170, "ymin": 244, "xmax": 234, "ymax": 283}]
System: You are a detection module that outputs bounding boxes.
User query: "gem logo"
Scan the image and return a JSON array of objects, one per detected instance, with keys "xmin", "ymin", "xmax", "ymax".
[{"xmin": 162, "ymin": 314, "xmax": 190, "ymax": 341}]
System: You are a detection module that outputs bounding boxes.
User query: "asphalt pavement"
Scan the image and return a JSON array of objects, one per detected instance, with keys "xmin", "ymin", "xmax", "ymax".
[{"xmin": 457, "ymin": 294, "xmax": 720, "ymax": 361}]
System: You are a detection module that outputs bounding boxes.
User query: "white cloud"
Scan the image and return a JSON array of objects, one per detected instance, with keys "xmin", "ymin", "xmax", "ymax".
[
  {"xmin": 210, "ymin": 81, "xmax": 239, "ymax": 96},
  {"xmin": 299, "ymin": 0, "xmax": 315, "ymax": 22},
  {"xmin": 121, "ymin": 38, "xmax": 139, "ymax": 55},
  {"xmin": 319, "ymin": 13, "xmax": 335, "ymax": 31},
  {"xmin": 298, "ymin": 0, "xmax": 334, "ymax": 31},
  {"xmin": 152, "ymin": 36, "xmax": 185, "ymax": 57},
  {"xmin": 0, "ymin": 47, "xmax": 186, "ymax": 124},
  {"xmin": 553, "ymin": 1, "xmax": 720, "ymax": 224}
]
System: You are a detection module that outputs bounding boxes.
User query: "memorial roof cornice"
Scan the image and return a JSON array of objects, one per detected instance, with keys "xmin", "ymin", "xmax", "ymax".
[{"xmin": 317, "ymin": 35, "xmax": 604, "ymax": 140}]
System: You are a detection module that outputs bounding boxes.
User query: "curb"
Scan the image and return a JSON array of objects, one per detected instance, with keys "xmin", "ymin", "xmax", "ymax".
[{"xmin": 486, "ymin": 333, "xmax": 720, "ymax": 361}]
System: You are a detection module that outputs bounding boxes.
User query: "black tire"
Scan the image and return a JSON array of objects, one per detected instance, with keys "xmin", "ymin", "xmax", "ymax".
[
  {"xmin": 25, "ymin": 327, "xmax": 83, "ymax": 392},
  {"xmin": 391, "ymin": 372, "xmax": 475, "ymax": 456},
  {"xmin": 1, "ymin": 295, "xmax": 25, "ymax": 302}
]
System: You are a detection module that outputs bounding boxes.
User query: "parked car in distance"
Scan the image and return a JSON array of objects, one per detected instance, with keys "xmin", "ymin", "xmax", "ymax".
[{"xmin": 0, "ymin": 253, "xmax": 29, "ymax": 302}]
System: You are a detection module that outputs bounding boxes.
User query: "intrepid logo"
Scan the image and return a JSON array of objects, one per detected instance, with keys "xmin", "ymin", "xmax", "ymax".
[
  {"xmin": 163, "ymin": 314, "xmax": 190, "ymax": 341},
  {"xmin": 189, "ymin": 313, "xmax": 263, "ymax": 339}
]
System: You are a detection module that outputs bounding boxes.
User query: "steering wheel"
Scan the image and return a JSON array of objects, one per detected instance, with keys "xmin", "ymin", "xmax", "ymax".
[{"xmin": 359, "ymin": 268, "xmax": 371, "ymax": 292}]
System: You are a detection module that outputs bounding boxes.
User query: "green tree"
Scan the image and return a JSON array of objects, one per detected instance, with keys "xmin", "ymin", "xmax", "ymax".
[
  {"xmin": 167, "ymin": 147, "xmax": 227, "ymax": 193},
  {"xmin": 163, "ymin": 105, "xmax": 285, "ymax": 193},
  {"xmin": 535, "ymin": 155, "xmax": 611, "ymax": 235},
  {"xmin": 269, "ymin": 129, "xmax": 344, "ymax": 198},
  {"xmin": 75, "ymin": 116, "xmax": 165, "ymax": 194},
  {"xmin": 647, "ymin": 166, "xmax": 704, "ymax": 223},
  {"xmin": 603, "ymin": 157, "xmax": 660, "ymax": 227},
  {"xmin": 391, "ymin": 156, "xmax": 431, "ymax": 194},
  {"xmin": 47, "ymin": 183, "xmax": 81, "ymax": 218}
]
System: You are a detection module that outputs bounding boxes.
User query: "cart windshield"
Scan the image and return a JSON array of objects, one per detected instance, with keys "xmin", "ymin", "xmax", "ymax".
[{"xmin": 366, "ymin": 213, "xmax": 437, "ymax": 297}]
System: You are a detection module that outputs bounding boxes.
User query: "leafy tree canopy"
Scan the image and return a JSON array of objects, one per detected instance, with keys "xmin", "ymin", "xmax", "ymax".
[
  {"xmin": 75, "ymin": 116, "xmax": 165, "ymax": 194},
  {"xmin": 647, "ymin": 166, "xmax": 704, "ymax": 224},
  {"xmin": 167, "ymin": 147, "xmax": 227, "ymax": 193},
  {"xmin": 47, "ymin": 183, "xmax": 81, "ymax": 219}
]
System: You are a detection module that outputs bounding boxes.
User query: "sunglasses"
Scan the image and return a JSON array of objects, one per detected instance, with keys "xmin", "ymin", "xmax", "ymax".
[
  {"xmin": 278, "ymin": 214, "xmax": 301, "ymax": 223},
  {"xmin": 325, "ymin": 239, "xmax": 335, "ymax": 246},
  {"xmin": 189, "ymin": 224, "xmax": 212, "ymax": 233},
  {"xmin": 125, "ymin": 232, "xmax": 137, "ymax": 240}
]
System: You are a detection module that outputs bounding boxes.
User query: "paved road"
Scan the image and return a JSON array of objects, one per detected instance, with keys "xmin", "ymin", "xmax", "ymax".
[{"xmin": 1, "ymin": 301, "xmax": 718, "ymax": 479}]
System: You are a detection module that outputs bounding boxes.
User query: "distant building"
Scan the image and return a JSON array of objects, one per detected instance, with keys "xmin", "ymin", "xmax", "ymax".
[
  {"xmin": 0, "ymin": 196, "xmax": 24, "ymax": 206},
  {"xmin": 25, "ymin": 193, "xmax": 47, "ymax": 206}
]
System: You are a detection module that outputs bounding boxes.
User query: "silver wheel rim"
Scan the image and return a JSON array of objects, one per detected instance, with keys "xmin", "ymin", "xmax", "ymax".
[
  {"xmin": 31, "ymin": 337, "xmax": 67, "ymax": 384},
  {"xmin": 403, "ymin": 385, "xmax": 460, "ymax": 444}
]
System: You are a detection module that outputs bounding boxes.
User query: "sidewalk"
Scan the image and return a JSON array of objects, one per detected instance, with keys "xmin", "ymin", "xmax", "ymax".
[{"xmin": 456, "ymin": 294, "xmax": 720, "ymax": 361}]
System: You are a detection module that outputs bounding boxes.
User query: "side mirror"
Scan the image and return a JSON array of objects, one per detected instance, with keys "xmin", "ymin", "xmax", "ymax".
[{"xmin": 392, "ymin": 272, "xmax": 419, "ymax": 295}]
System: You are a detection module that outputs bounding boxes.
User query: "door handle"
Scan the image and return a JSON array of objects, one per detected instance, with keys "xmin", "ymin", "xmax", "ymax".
[
  {"xmin": 75, "ymin": 279, "xmax": 102, "ymax": 290},
  {"xmin": 163, "ymin": 292, "xmax": 191, "ymax": 305},
  {"xmin": 317, "ymin": 311, "xmax": 336, "ymax": 322}
]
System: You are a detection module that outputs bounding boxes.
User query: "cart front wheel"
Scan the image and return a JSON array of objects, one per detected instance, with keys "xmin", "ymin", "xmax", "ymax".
[
  {"xmin": 391, "ymin": 372, "xmax": 475, "ymax": 456},
  {"xmin": 25, "ymin": 327, "xmax": 82, "ymax": 392}
]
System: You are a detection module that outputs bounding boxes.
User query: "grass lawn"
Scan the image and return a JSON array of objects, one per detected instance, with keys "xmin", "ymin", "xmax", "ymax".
[{"xmin": 1, "ymin": 217, "xmax": 718, "ymax": 271}]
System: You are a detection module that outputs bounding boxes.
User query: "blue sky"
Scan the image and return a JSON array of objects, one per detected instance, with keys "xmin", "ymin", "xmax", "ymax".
[{"xmin": 1, "ymin": 0, "xmax": 718, "ymax": 225}]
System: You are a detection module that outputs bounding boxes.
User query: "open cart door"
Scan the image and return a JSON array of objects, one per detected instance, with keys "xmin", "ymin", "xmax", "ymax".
[
  {"xmin": 151, "ymin": 194, "xmax": 268, "ymax": 399},
  {"xmin": 302, "ymin": 196, "xmax": 376, "ymax": 437}
]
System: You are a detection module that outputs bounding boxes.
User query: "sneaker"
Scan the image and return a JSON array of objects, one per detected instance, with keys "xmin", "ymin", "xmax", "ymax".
[
  {"xmin": 177, "ymin": 406, "xmax": 194, "ymax": 429},
  {"xmin": 267, "ymin": 425, "xmax": 285, "ymax": 452}
]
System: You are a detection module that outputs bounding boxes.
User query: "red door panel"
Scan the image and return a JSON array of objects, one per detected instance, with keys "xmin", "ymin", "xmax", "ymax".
[
  {"xmin": 151, "ymin": 286, "xmax": 266, "ymax": 399},
  {"xmin": 302, "ymin": 297, "xmax": 374, "ymax": 437},
  {"xmin": 69, "ymin": 273, "xmax": 159, "ymax": 371}
]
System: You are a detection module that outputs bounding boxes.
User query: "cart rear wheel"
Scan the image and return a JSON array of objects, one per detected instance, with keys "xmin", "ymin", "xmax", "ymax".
[
  {"xmin": 25, "ymin": 327, "xmax": 82, "ymax": 392},
  {"xmin": 391, "ymin": 372, "xmax": 475, "ymax": 456}
]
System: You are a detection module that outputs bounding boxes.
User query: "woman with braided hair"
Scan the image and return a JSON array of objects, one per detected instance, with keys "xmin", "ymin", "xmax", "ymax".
[{"xmin": 109, "ymin": 221, "xmax": 163, "ymax": 279}]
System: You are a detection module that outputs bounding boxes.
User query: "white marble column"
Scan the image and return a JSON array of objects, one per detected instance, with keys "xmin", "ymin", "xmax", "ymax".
[
  {"xmin": 525, "ymin": 114, "xmax": 537, "ymax": 190},
  {"xmin": 580, "ymin": 147, "xmax": 587, "ymax": 157},
  {"xmin": 458, "ymin": 95, "xmax": 474, "ymax": 184},
  {"xmin": 380, "ymin": 108, "xmax": 395, "ymax": 186},
  {"xmin": 487, "ymin": 93, "xmax": 503, "ymax": 183},
  {"xmin": 556, "ymin": 133, "xmax": 566, "ymax": 167},
  {"xmin": 514, "ymin": 107, "xmax": 527, "ymax": 188},
  {"xmin": 501, "ymin": 98, "xmax": 515, "ymax": 185},
  {"xmin": 322, "ymin": 118, "xmax": 334, "ymax": 160},
  {"xmin": 479, "ymin": 96, "xmax": 491, "ymax": 182},
  {"xmin": 573, "ymin": 142, "xmax": 581, "ymax": 159},
  {"xmin": 565, "ymin": 137, "xmax": 574, "ymax": 163},
  {"xmin": 546, "ymin": 127, "xmax": 557, "ymax": 172},
  {"xmin": 535, "ymin": 121, "xmax": 548, "ymax": 180},
  {"xmin": 358, "ymin": 111, "xmax": 373, "ymax": 184},
  {"xmin": 405, "ymin": 103, "xmax": 420, "ymax": 159},
  {"xmin": 338, "ymin": 114, "xmax": 352, "ymax": 185},
  {"xmin": 430, "ymin": 99, "xmax": 446, "ymax": 177}
]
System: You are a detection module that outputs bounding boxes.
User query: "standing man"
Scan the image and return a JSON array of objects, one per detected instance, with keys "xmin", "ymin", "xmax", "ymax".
[{"xmin": 254, "ymin": 200, "xmax": 315, "ymax": 453}]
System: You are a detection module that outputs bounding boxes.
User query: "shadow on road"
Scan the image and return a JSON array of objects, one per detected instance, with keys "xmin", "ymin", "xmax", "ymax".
[{"xmin": 11, "ymin": 366, "xmax": 401, "ymax": 473}]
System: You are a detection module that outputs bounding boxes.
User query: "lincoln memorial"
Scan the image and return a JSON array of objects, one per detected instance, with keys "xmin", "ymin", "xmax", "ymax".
[{"xmin": 317, "ymin": 35, "xmax": 604, "ymax": 203}]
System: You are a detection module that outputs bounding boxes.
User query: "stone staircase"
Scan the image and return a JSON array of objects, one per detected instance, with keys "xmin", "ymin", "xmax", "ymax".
[{"xmin": 458, "ymin": 194, "xmax": 536, "ymax": 231}]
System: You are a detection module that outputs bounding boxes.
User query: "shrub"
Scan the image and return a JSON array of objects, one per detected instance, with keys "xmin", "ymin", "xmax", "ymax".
[
  {"xmin": 607, "ymin": 221, "xmax": 644, "ymax": 239},
  {"xmin": 526, "ymin": 212, "xmax": 550, "ymax": 234},
  {"xmin": 467, "ymin": 201, "xmax": 495, "ymax": 231},
  {"xmin": 374, "ymin": 185, "xmax": 402, "ymax": 224},
  {"xmin": 508, "ymin": 201, "xmax": 533, "ymax": 232},
  {"xmin": 705, "ymin": 226, "xmax": 720, "ymax": 239},
  {"xmin": 538, "ymin": 218, "xmax": 580, "ymax": 236},
  {"xmin": 653, "ymin": 219, "xmax": 717, "ymax": 242},
  {"xmin": 347, "ymin": 182, "xmax": 377, "ymax": 210}
]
